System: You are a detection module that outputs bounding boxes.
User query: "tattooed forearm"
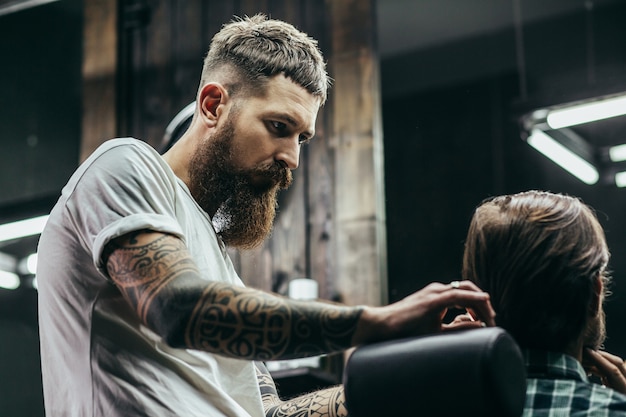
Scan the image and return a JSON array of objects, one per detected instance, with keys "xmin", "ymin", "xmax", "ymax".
[
  {"xmin": 255, "ymin": 361, "xmax": 349, "ymax": 417},
  {"xmin": 255, "ymin": 362, "xmax": 282, "ymax": 409},
  {"xmin": 266, "ymin": 387, "xmax": 348, "ymax": 417},
  {"xmin": 186, "ymin": 282, "xmax": 363, "ymax": 360},
  {"xmin": 106, "ymin": 230, "xmax": 363, "ymax": 359}
]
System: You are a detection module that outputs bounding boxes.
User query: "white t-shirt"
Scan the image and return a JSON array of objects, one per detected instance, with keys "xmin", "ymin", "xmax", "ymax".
[{"xmin": 37, "ymin": 138, "xmax": 264, "ymax": 417}]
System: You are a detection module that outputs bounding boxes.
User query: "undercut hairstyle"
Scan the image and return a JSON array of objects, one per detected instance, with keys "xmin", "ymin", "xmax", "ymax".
[
  {"xmin": 462, "ymin": 190, "xmax": 610, "ymax": 351},
  {"xmin": 200, "ymin": 14, "xmax": 330, "ymax": 103}
]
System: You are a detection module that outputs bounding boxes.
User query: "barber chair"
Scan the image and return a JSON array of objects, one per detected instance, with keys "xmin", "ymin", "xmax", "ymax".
[
  {"xmin": 160, "ymin": 101, "xmax": 195, "ymax": 153},
  {"xmin": 342, "ymin": 327, "xmax": 526, "ymax": 417}
]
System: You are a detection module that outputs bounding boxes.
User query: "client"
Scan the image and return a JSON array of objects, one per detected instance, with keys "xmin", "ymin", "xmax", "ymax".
[{"xmin": 462, "ymin": 190, "xmax": 626, "ymax": 415}]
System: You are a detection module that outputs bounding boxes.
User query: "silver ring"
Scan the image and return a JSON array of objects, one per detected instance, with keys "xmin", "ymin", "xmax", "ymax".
[{"xmin": 450, "ymin": 281, "xmax": 460, "ymax": 289}]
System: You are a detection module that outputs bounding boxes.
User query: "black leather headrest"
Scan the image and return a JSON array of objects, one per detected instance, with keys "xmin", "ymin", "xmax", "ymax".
[{"xmin": 343, "ymin": 327, "xmax": 526, "ymax": 417}]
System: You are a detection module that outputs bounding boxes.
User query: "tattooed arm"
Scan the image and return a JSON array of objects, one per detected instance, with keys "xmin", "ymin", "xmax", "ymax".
[
  {"xmin": 255, "ymin": 361, "xmax": 349, "ymax": 417},
  {"xmin": 104, "ymin": 230, "xmax": 363, "ymax": 360},
  {"xmin": 105, "ymin": 230, "xmax": 496, "ymax": 359}
]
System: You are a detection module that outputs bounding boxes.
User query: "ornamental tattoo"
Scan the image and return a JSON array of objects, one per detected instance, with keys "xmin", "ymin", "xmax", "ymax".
[
  {"xmin": 106, "ymin": 231, "xmax": 363, "ymax": 360},
  {"xmin": 255, "ymin": 362, "xmax": 349, "ymax": 417},
  {"xmin": 105, "ymin": 231, "xmax": 200, "ymax": 326},
  {"xmin": 186, "ymin": 284, "xmax": 362, "ymax": 359}
]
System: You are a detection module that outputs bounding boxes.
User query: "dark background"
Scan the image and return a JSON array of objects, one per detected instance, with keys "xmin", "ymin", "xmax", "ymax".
[
  {"xmin": 1, "ymin": 0, "xmax": 626, "ymax": 415},
  {"xmin": 0, "ymin": 1, "xmax": 82, "ymax": 415},
  {"xmin": 382, "ymin": 2, "xmax": 626, "ymax": 361}
]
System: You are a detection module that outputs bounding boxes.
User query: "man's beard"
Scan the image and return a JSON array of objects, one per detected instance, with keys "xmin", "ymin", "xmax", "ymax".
[
  {"xmin": 187, "ymin": 119, "xmax": 292, "ymax": 249},
  {"xmin": 582, "ymin": 307, "xmax": 607, "ymax": 350}
]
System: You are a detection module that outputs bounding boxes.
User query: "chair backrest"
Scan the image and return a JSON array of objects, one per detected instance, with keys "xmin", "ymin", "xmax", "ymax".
[
  {"xmin": 342, "ymin": 327, "xmax": 526, "ymax": 417},
  {"xmin": 160, "ymin": 101, "xmax": 195, "ymax": 153}
]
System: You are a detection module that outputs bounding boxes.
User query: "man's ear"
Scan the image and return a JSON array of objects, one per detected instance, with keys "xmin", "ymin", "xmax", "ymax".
[{"xmin": 198, "ymin": 82, "xmax": 229, "ymax": 127}]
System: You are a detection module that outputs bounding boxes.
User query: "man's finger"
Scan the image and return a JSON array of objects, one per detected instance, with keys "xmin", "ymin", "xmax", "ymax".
[
  {"xmin": 432, "ymin": 282, "xmax": 496, "ymax": 327},
  {"xmin": 443, "ymin": 320, "xmax": 486, "ymax": 331},
  {"xmin": 584, "ymin": 348, "xmax": 626, "ymax": 394}
]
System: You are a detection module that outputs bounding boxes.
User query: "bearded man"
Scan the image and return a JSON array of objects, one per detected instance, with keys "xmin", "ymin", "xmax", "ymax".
[
  {"xmin": 37, "ymin": 14, "xmax": 496, "ymax": 417},
  {"xmin": 462, "ymin": 190, "xmax": 626, "ymax": 416}
]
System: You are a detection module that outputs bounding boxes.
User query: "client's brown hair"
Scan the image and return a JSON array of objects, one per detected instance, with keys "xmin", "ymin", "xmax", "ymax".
[{"xmin": 462, "ymin": 190, "xmax": 609, "ymax": 351}]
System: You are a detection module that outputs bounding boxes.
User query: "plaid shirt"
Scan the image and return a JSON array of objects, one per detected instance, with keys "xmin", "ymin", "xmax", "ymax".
[{"xmin": 523, "ymin": 349, "xmax": 626, "ymax": 416}]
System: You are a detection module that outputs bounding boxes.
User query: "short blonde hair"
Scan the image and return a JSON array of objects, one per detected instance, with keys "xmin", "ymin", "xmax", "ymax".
[{"xmin": 200, "ymin": 14, "xmax": 330, "ymax": 103}]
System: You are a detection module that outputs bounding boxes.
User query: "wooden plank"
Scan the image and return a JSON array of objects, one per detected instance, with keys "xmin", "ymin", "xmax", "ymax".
[
  {"xmin": 305, "ymin": 120, "xmax": 336, "ymax": 301},
  {"xmin": 326, "ymin": 0, "xmax": 387, "ymax": 307},
  {"xmin": 81, "ymin": 0, "xmax": 117, "ymax": 161},
  {"xmin": 171, "ymin": 0, "xmax": 204, "ymax": 113},
  {"xmin": 131, "ymin": 0, "xmax": 173, "ymax": 148}
]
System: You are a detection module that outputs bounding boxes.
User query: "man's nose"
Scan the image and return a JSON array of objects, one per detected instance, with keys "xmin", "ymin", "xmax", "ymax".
[{"xmin": 275, "ymin": 137, "xmax": 300, "ymax": 170}]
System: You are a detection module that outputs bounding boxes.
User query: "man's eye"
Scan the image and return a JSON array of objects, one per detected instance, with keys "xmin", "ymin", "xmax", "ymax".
[
  {"xmin": 298, "ymin": 135, "xmax": 311, "ymax": 145},
  {"xmin": 270, "ymin": 121, "xmax": 286, "ymax": 131}
]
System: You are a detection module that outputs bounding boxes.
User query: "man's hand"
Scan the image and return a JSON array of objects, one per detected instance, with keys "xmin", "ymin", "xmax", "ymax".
[
  {"xmin": 352, "ymin": 280, "xmax": 496, "ymax": 345},
  {"xmin": 584, "ymin": 348, "xmax": 626, "ymax": 394}
]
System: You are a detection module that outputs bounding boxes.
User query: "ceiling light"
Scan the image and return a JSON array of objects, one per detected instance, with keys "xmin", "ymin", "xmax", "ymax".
[
  {"xmin": 17, "ymin": 253, "xmax": 38, "ymax": 275},
  {"xmin": 546, "ymin": 93, "xmax": 626, "ymax": 129},
  {"xmin": 0, "ymin": 214, "xmax": 49, "ymax": 243},
  {"xmin": 0, "ymin": 270, "xmax": 20, "ymax": 290},
  {"xmin": 0, "ymin": 251, "xmax": 16, "ymax": 273},
  {"xmin": 615, "ymin": 171, "xmax": 626, "ymax": 188},
  {"xmin": 609, "ymin": 144, "xmax": 626, "ymax": 162},
  {"xmin": 26, "ymin": 253, "xmax": 37, "ymax": 274},
  {"xmin": 0, "ymin": 0, "xmax": 59, "ymax": 17},
  {"xmin": 527, "ymin": 129, "xmax": 599, "ymax": 185}
]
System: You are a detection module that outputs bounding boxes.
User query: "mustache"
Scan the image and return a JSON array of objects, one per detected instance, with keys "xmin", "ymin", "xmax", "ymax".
[{"xmin": 243, "ymin": 162, "xmax": 293, "ymax": 189}]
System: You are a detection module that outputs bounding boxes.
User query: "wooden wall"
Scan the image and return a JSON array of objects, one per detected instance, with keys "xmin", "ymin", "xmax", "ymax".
[
  {"xmin": 82, "ymin": 0, "xmax": 117, "ymax": 161},
  {"xmin": 82, "ymin": 0, "xmax": 387, "ymax": 308}
]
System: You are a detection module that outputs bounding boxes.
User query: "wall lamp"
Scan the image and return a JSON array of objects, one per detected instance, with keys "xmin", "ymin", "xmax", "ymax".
[
  {"xmin": 0, "ymin": 252, "xmax": 38, "ymax": 290},
  {"xmin": 0, "ymin": 252, "xmax": 19, "ymax": 290},
  {"xmin": 545, "ymin": 93, "xmax": 626, "ymax": 129},
  {"xmin": 0, "ymin": 0, "xmax": 59, "ymax": 17},
  {"xmin": 526, "ymin": 129, "xmax": 599, "ymax": 185},
  {"xmin": 521, "ymin": 91, "xmax": 626, "ymax": 187},
  {"xmin": 0, "ymin": 214, "xmax": 49, "ymax": 243},
  {"xmin": 0, "ymin": 214, "xmax": 48, "ymax": 289}
]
